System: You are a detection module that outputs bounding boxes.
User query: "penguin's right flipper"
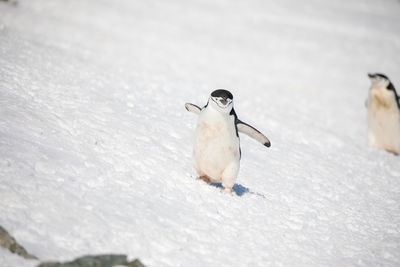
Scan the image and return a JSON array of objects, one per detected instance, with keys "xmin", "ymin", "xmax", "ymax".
[
  {"xmin": 237, "ymin": 120, "xmax": 271, "ymax": 147},
  {"xmin": 185, "ymin": 103, "xmax": 201, "ymax": 115}
]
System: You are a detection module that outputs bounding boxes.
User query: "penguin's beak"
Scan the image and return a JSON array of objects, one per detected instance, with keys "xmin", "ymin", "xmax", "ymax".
[{"xmin": 220, "ymin": 99, "xmax": 228, "ymax": 105}]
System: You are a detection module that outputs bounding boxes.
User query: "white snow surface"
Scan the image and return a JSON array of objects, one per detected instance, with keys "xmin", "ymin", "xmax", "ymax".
[{"xmin": 1, "ymin": 0, "xmax": 400, "ymax": 266}]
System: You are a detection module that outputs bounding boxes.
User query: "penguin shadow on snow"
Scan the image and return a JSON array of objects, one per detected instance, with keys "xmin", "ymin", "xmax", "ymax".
[{"xmin": 210, "ymin": 183, "xmax": 265, "ymax": 198}]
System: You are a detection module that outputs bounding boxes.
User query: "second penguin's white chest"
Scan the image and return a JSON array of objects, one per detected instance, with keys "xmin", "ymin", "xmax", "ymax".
[
  {"xmin": 367, "ymin": 88, "xmax": 400, "ymax": 153},
  {"xmin": 193, "ymin": 108, "xmax": 240, "ymax": 179}
]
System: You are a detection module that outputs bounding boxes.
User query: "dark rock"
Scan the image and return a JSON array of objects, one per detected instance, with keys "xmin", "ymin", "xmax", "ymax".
[
  {"xmin": 38, "ymin": 254, "xmax": 145, "ymax": 267},
  {"xmin": 0, "ymin": 225, "xmax": 38, "ymax": 260},
  {"xmin": 125, "ymin": 259, "xmax": 145, "ymax": 267},
  {"xmin": 0, "ymin": 226, "xmax": 144, "ymax": 267}
]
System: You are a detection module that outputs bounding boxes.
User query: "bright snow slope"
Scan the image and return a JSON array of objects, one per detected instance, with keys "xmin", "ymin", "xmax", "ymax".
[{"xmin": 1, "ymin": 0, "xmax": 400, "ymax": 266}]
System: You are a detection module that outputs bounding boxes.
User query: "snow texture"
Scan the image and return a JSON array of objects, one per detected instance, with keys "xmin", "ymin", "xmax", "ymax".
[{"xmin": 1, "ymin": 0, "xmax": 400, "ymax": 266}]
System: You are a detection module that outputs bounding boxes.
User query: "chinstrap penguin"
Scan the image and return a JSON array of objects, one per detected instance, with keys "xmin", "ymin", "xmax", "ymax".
[
  {"xmin": 185, "ymin": 89, "xmax": 271, "ymax": 193},
  {"xmin": 366, "ymin": 73, "xmax": 400, "ymax": 155}
]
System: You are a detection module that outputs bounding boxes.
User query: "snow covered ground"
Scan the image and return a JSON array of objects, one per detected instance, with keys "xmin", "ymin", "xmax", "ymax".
[{"xmin": 1, "ymin": 0, "xmax": 400, "ymax": 266}]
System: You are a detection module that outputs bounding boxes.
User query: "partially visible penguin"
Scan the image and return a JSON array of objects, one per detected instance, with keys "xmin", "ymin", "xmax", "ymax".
[
  {"xmin": 185, "ymin": 89, "xmax": 271, "ymax": 193},
  {"xmin": 366, "ymin": 73, "xmax": 400, "ymax": 155}
]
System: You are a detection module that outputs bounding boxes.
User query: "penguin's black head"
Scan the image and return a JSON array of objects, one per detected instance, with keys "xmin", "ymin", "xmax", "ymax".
[
  {"xmin": 211, "ymin": 89, "xmax": 233, "ymax": 100},
  {"xmin": 368, "ymin": 73, "xmax": 399, "ymax": 108},
  {"xmin": 368, "ymin": 73, "xmax": 389, "ymax": 80},
  {"xmin": 210, "ymin": 89, "xmax": 233, "ymax": 109},
  {"xmin": 368, "ymin": 73, "xmax": 395, "ymax": 91}
]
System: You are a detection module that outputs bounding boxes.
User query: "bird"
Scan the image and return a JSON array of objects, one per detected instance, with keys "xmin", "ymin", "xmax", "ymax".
[
  {"xmin": 185, "ymin": 89, "xmax": 271, "ymax": 193},
  {"xmin": 366, "ymin": 73, "xmax": 400, "ymax": 155}
]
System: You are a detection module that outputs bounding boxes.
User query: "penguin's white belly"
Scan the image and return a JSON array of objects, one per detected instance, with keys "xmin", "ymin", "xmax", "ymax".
[
  {"xmin": 367, "ymin": 94, "xmax": 400, "ymax": 154},
  {"xmin": 193, "ymin": 112, "xmax": 240, "ymax": 182}
]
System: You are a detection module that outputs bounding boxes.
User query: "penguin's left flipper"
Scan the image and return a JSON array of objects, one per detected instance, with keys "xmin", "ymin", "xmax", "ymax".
[
  {"xmin": 237, "ymin": 120, "xmax": 271, "ymax": 147},
  {"xmin": 185, "ymin": 103, "xmax": 201, "ymax": 114}
]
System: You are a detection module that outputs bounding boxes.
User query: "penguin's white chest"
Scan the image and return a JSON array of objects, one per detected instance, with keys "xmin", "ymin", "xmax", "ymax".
[
  {"xmin": 193, "ymin": 109, "xmax": 240, "ymax": 181},
  {"xmin": 367, "ymin": 89, "xmax": 400, "ymax": 154}
]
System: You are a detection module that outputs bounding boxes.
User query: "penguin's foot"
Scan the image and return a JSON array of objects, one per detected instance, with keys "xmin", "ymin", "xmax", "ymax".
[
  {"xmin": 385, "ymin": 148, "xmax": 399, "ymax": 156},
  {"xmin": 197, "ymin": 176, "xmax": 211, "ymax": 184},
  {"xmin": 223, "ymin": 187, "xmax": 232, "ymax": 194}
]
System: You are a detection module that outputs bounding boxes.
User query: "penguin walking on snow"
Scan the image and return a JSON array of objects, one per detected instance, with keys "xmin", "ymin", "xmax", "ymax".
[
  {"xmin": 185, "ymin": 89, "xmax": 271, "ymax": 193},
  {"xmin": 366, "ymin": 73, "xmax": 400, "ymax": 155}
]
